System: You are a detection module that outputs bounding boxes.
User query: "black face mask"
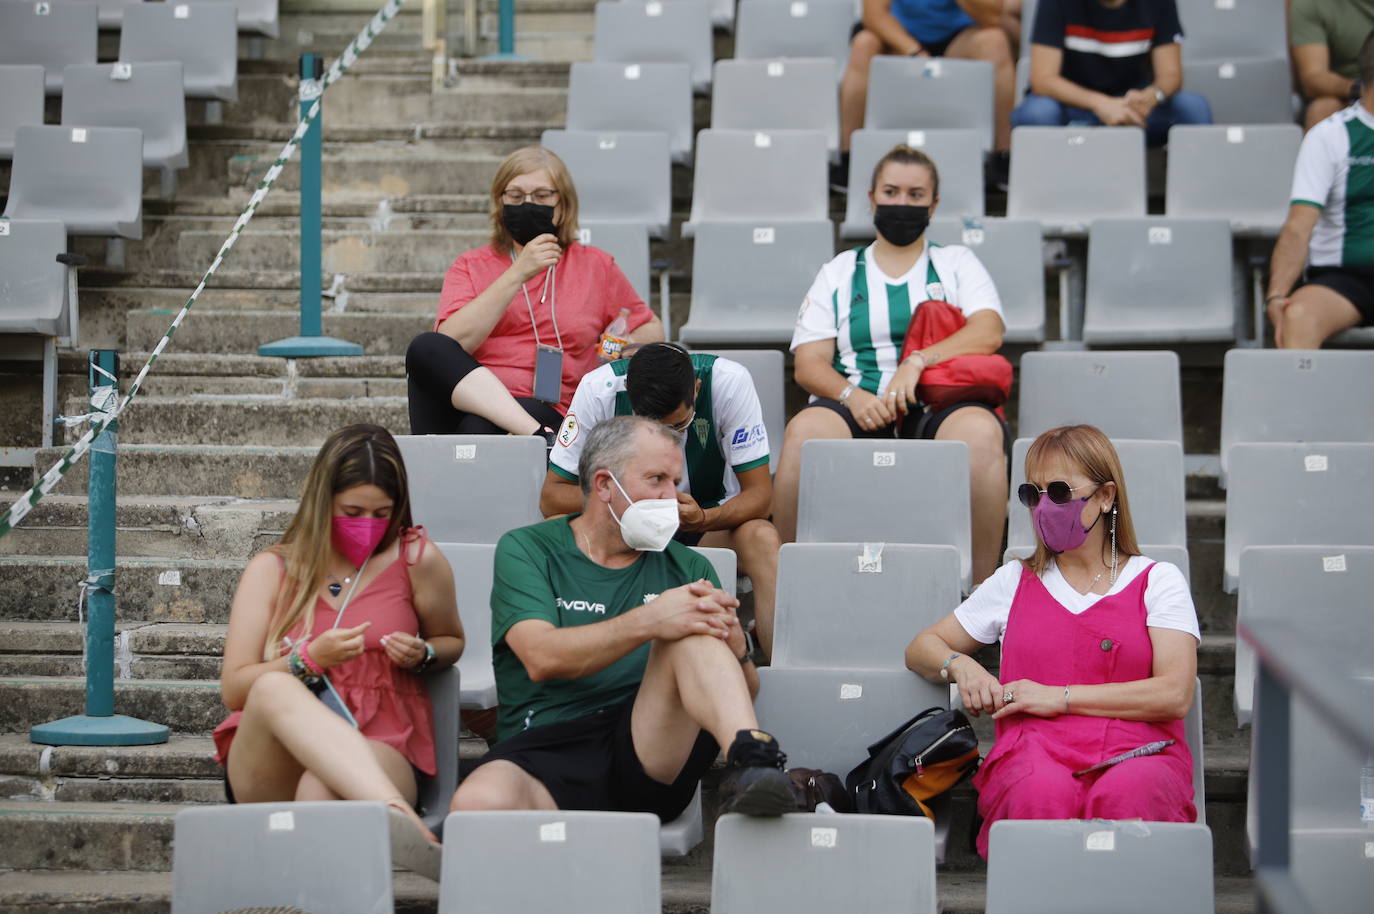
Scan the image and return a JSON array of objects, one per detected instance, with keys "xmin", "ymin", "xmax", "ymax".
[
  {"xmin": 502, "ymin": 202, "xmax": 558, "ymax": 246},
  {"xmin": 873, "ymin": 204, "xmax": 930, "ymax": 248}
]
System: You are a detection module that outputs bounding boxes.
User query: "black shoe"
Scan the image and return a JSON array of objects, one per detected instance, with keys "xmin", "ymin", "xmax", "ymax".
[
  {"xmin": 537, "ymin": 425, "xmax": 557, "ymax": 454},
  {"xmin": 986, "ymin": 150, "xmax": 1010, "ymax": 193},
  {"xmin": 829, "ymin": 153, "xmax": 851, "ymax": 194},
  {"xmin": 716, "ymin": 729, "xmax": 794, "ymax": 816}
]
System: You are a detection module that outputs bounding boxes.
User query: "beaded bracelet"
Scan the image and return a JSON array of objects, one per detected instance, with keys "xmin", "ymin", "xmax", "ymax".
[
  {"xmin": 298, "ymin": 638, "xmax": 325, "ymax": 677},
  {"xmin": 287, "ymin": 640, "xmax": 321, "ymax": 685}
]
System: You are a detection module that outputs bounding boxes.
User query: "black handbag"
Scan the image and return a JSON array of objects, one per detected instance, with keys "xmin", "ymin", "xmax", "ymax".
[{"xmin": 844, "ymin": 706, "xmax": 980, "ymax": 819}]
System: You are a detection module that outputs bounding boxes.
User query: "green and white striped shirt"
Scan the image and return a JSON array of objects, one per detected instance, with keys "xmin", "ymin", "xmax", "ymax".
[
  {"xmin": 791, "ymin": 242, "xmax": 1004, "ymax": 396},
  {"xmin": 1292, "ymin": 102, "xmax": 1374, "ymax": 268}
]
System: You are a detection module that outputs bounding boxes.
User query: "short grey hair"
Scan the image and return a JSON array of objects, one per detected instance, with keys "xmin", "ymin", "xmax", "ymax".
[{"xmin": 578, "ymin": 415, "xmax": 676, "ymax": 496}]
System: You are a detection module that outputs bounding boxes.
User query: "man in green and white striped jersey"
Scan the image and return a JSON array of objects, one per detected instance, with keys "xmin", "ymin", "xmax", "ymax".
[{"xmin": 1267, "ymin": 31, "xmax": 1374, "ymax": 349}]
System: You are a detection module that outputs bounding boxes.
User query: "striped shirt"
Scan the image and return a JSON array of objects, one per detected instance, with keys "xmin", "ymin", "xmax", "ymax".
[
  {"xmin": 791, "ymin": 242, "xmax": 1003, "ymax": 397},
  {"xmin": 1030, "ymin": 0, "xmax": 1184, "ymax": 99},
  {"xmin": 1292, "ymin": 102, "xmax": 1374, "ymax": 269}
]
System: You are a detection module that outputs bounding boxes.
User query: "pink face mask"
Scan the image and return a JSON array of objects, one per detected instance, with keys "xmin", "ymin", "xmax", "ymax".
[
  {"xmin": 332, "ymin": 516, "xmax": 389, "ymax": 567},
  {"xmin": 1031, "ymin": 498, "xmax": 1100, "ymax": 555}
]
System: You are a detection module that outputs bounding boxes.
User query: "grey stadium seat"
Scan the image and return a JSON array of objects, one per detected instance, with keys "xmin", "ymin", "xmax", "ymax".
[
  {"xmin": 771, "ymin": 543, "xmax": 961, "ymax": 670},
  {"xmin": 865, "ymin": 56, "xmax": 996, "ymax": 152},
  {"xmin": 696, "ymin": 349, "xmax": 785, "ymax": 470},
  {"xmin": 1007, "ymin": 126, "xmax": 1146, "ymax": 234},
  {"xmin": 418, "ymin": 666, "xmax": 461, "ymax": 831},
  {"xmin": 1165, "ymin": 124, "xmax": 1301, "ymax": 235},
  {"xmin": 842, "ymin": 129, "xmax": 985, "ymax": 240},
  {"xmin": 395, "ymin": 435, "xmax": 544, "ymax": 544},
  {"xmin": 119, "ymin": 2, "xmax": 239, "ymax": 102},
  {"xmin": 212, "ymin": 0, "xmax": 281, "ymax": 38},
  {"xmin": 710, "ymin": 58, "xmax": 840, "ymax": 159},
  {"xmin": 985, "ymin": 821, "xmax": 1214, "ymax": 914},
  {"xmin": 0, "ymin": 2, "xmax": 97, "ymax": 93},
  {"xmin": 678, "ymin": 219, "xmax": 834, "ymax": 345},
  {"xmin": 1082, "ymin": 217, "xmax": 1236, "ymax": 344},
  {"xmin": 4, "ymin": 125, "xmax": 144, "ymax": 239},
  {"xmin": 577, "ymin": 221, "xmax": 650, "ymax": 305},
  {"xmin": 173, "ymin": 802, "xmax": 396, "ymax": 913},
  {"xmin": 61, "ymin": 62, "xmax": 189, "ymax": 195},
  {"xmin": 1182, "ymin": 57, "xmax": 1293, "ymax": 124},
  {"xmin": 1223, "ymin": 443, "xmax": 1374, "ymax": 592},
  {"xmin": 0, "ymin": 218, "xmax": 81, "ymax": 448},
  {"xmin": 566, "ymin": 62, "xmax": 694, "ymax": 165},
  {"xmin": 1017, "ymin": 350, "xmax": 1183, "ymax": 443},
  {"xmin": 926, "ymin": 217, "xmax": 1045, "ymax": 343},
  {"xmin": 433, "ymin": 543, "xmax": 498, "ymax": 711},
  {"xmin": 1233, "ymin": 546, "xmax": 1374, "ymax": 728},
  {"xmin": 1220, "ymin": 349, "xmax": 1374, "ymax": 479},
  {"xmin": 91, "ymin": 0, "xmax": 147, "ymax": 29},
  {"xmin": 796, "ymin": 439, "xmax": 972, "ymax": 590},
  {"xmin": 439, "ymin": 811, "xmax": 660, "ymax": 914},
  {"xmin": 1176, "ymin": 0, "xmax": 1286, "ymax": 61},
  {"xmin": 0, "ymin": 65, "xmax": 45, "ymax": 159},
  {"xmin": 1006, "ymin": 438, "xmax": 1186, "ymax": 556},
  {"xmin": 733, "ymin": 0, "xmax": 857, "ymax": 81},
  {"xmin": 542, "ymin": 129, "xmax": 671, "ymax": 240},
  {"xmin": 685, "ymin": 129, "xmax": 829, "ymax": 235},
  {"xmin": 753, "ymin": 666, "xmax": 955, "ymax": 859},
  {"xmin": 712, "ymin": 814, "xmax": 937, "ymax": 914},
  {"xmin": 593, "ymin": 0, "xmax": 713, "ymax": 94}
]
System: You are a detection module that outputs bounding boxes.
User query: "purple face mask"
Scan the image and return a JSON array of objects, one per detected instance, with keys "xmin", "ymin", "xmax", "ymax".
[{"xmin": 1032, "ymin": 497, "xmax": 1101, "ymax": 554}]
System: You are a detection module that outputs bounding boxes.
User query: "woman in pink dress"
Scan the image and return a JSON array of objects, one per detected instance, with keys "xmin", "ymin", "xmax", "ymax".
[
  {"xmin": 906, "ymin": 424, "xmax": 1198, "ymax": 858},
  {"xmin": 214, "ymin": 424, "xmax": 464, "ymax": 852}
]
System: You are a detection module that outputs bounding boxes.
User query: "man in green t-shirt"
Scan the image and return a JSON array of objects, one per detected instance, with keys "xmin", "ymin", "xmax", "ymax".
[
  {"xmin": 450, "ymin": 416, "xmax": 794, "ymax": 820},
  {"xmin": 1291, "ymin": 0, "xmax": 1374, "ymax": 130}
]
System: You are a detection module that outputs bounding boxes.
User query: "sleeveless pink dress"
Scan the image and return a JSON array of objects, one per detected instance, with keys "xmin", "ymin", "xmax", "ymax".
[
  {"xmin": 970, "ymin": 562, "xmax": 1195, "ymax": 858},
  {"xmin": 213, "ymin": 529, "xmax": 438, "ymax": 776}
]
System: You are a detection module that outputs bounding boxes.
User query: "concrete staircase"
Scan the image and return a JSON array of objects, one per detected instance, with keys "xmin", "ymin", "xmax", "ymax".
[{"xmin": 0, "ymin": 2, "xmax": 1256, "ymax": 910}]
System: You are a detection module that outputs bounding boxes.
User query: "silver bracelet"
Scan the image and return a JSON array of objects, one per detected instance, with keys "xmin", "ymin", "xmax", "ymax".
[
  {"xmin": 1063, "ymin": 685, "xmax": 1071, "ymax": 712},
  {"xmin": 837, "ymin": 383, "xmax": 855, "ymax": 405}
]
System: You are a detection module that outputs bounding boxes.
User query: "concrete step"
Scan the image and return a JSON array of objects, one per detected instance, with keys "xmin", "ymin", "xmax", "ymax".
[
  {"xmin": 124, "ymin": 305, "xmax": 427, "ymax": 356},
  {"xmin": 0, "ymin": 495, "xmax": 293, "ymax": 559},
  {"xmin": 0, "ymin": 867, "xmax": 1267, "ymax": 913},
  {"xmin": 225, "ymin": 148, "xmax": 510, "ymax": 195},
  {"xmin": 36, "ymin": 444, "xmax": 316, "ymax": 499},
  {"xmin": 0, "ymin": 556, "xmax": 244, "ymax": 624},
  {"xmin": 56, "ymin": 394, "xmax": 408, "ymax": 448},
  {"xmin": 0, "ymin": 622, "xmax": 226, "ymax": 681},
  {"xmin": 0, "ymin": 678, "xmax": 224, "ymax": 736},
  {"xmin": 172, "ymin": 229, "xmax": 485, "ymax": 275}
]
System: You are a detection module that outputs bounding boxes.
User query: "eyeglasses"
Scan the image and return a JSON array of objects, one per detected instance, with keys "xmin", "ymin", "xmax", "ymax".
[
  {"xmin": 1017, "ymin": 480, "xmax": 1099, "ymax": 509},
  {"xmin": 665, "ymin": 409, "xmax": 696, "ymax": 434},
  {"xmin": 501, "ymin": 188, "xmax": 559, "ymax": 206}
]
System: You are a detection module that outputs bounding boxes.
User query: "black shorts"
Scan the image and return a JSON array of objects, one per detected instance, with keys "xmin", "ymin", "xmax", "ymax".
[
  {"xmin": 809, "ymin": 397, "xmax": 1010, "ymax": 452},
  {"xmin": 850, "ymin": 22, "xmax": 962, "ymax": 58},
  {"xmin": 471, "ymin": 701, "xmax": 719, "ymax": 822},
  {"xmin": 1303, "ymin": 267, "xmax": 1374, "ymax": 325}
]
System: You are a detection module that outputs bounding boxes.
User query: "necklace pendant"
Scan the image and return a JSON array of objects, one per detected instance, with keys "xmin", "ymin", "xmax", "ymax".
[{"xmin": 328, "ymin": 582, "xmax": 342, "ymax": 597}]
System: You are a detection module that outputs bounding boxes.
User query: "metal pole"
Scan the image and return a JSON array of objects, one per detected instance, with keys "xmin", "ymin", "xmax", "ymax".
[
  {"xmin": 30, "ymin": 351, "xmax": 168, "ymax": 746},
  {"xmin": 258, "ymin": 54, "xmax": 363, "ymax": 358},
  {"xmin": 483, "ymin": 0, "xmax": 524, "ymax": 60}
]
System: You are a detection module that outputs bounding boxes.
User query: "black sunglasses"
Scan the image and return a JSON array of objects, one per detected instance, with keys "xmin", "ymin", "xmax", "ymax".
[{"xmin": 1018, "ymin": 480, "xmax": 1099, "ymax": 509}]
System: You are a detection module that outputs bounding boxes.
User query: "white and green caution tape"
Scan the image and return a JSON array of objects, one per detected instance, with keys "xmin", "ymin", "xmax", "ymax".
[{"xmin": 0, "ymin": 0, "xmax": 410, "ymax": 541}]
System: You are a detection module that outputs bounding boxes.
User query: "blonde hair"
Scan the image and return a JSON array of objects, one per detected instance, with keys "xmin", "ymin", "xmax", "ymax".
[
  {"xmin": 262, "ymin": 424, "xmax": 414, "ymax": 660},
  {"xmin": 488, "ymin": 146, "xmax": 580, "ymax": 251},
  {"xmin": 1021, "ymin": 425, "xmax": 1141, "ymax": 577}
]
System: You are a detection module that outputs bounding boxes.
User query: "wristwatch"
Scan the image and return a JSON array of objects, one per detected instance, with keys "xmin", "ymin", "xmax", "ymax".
[
  {"xmin": 738, "ymin": 628, "xmax": 757, "ymax": 665},
  {"xmin": 1151, "ymin": 86, "xmax": 1166, "ymax": 106},
  {"xmin": 412, "ymin": 640, "xmax": 436, "ymax": 674}
]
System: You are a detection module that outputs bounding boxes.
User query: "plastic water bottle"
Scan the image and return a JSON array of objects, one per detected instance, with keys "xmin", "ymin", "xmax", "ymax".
[
  {"xmin": 1362, "ymin": 758, "xmax": 1374, "ymax": 826},
  {"xmin": 598, "ymin": 308, "xmax": 631, "ymax": 362}
]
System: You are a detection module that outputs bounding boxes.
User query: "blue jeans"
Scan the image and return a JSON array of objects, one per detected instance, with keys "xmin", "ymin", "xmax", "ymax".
[{"xmin": 1010, "ymin": 91, "xmax": 1213, "ymax": 147}]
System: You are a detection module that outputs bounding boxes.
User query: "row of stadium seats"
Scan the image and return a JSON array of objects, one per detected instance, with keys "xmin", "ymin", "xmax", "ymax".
[
  {"xmin": 0, "ymin": 1, "xmax": 245, "ymax": 99},
  {"xmin": 173, "ymin": 804, "xmax": 1226, "ymax": 913}
]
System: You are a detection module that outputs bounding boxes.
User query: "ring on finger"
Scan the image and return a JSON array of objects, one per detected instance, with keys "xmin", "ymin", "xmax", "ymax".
[{"xmin": 1002, "ymin": 689, "xmax": 1015, "ymax": 704}]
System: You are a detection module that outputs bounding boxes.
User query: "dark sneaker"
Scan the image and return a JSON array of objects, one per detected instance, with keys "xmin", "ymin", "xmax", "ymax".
[
  {"xmin": 828, "ymin": 152, "xmax": 851, "ymax": 194},
  {"xmin": 536, "ymin": 425, "xmax": 557, "ymax": 454},
  {"xmin": 717, "ymin": 729, "xmax": 794, "ymax": 816},
  {"xmin": 986, "ymin": 150, "xmax": 1010, "ymax": 193}
]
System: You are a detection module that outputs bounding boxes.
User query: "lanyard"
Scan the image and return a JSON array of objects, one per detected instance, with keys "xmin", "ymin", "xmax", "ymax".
[{"xmin": 513, "ymin": 257, "xmax": 564, "ymax": 352}]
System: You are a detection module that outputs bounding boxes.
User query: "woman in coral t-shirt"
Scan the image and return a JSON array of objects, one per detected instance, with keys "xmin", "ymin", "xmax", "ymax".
[{"xmin": 406, "ymin": 146, "xmax": 662, "ymax": 438}]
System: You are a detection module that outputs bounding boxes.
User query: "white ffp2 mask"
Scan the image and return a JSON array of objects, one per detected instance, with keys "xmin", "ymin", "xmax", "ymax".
[{"xmin": 608, "ymin": 473, "xmax": 680, "ymax": 552}]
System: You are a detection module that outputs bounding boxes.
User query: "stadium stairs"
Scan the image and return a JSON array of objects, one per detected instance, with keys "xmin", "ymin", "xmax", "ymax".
[{"xmin": 0, "ymin": 1, "xmax": 1254, "ymax": 909}]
